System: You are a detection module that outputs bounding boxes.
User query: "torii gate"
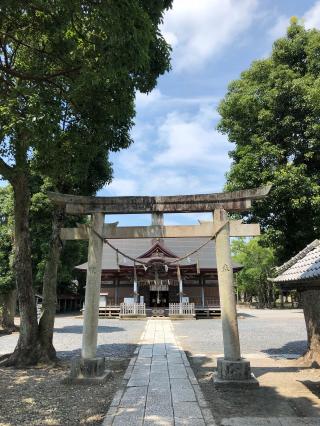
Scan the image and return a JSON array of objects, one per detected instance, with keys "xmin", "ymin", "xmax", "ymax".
[{"xmin": 48, "ymin": 185, "xmax": 271, "ymax": 385}]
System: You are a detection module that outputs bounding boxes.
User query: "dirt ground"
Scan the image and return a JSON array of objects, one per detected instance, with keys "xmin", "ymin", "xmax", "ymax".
[
  {"xmin": 1, "ymin": 312, "xmax": 320, "ymax": 425},
  {"xmin": 189, "ymin": 353, "xmax": 320, "ymax": 425},
  {"xmin": 0, "ymin": 356, "xmax": 129, "ymax": 426}
]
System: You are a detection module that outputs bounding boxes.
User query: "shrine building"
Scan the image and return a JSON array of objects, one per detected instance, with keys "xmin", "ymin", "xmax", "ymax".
[{"xmin": 77, "ymin": 236, "xmax": 241, "ymax": 316}]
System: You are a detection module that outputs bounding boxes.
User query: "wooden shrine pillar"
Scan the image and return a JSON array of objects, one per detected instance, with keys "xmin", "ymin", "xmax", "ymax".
[
  {"xmin": 213, "ymin": 208, "xmax": 258, "ymax": 387},
  {"xmin": 201, "ymin": 276, "xmax": 205, "ymax": 307},
  {"xmin": 115, "ymin": 277, "xmax": 119, "ymax": 305},
  {"xmin": 133, "ymin": 278, "xmax": 138, "ymax": 303}
]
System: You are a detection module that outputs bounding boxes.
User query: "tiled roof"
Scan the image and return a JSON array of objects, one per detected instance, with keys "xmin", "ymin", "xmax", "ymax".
[
  {"xmin": 273, "ymin": 240, "xmax": 320, "ymax": 283},
  {"xmin": 76, "ymin": 237, "xmax": 242, "ymax": 271}
]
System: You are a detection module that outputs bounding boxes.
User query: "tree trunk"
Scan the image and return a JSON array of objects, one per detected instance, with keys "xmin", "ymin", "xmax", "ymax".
[
  {"xmin": 0, "ymin": 289, "xmax": 17, "ymax": 332},
  {"xmin": 4, "ymin": 173, "xmax": 40, "ymax": 366},
  {"xmin": 301, "ymin": 289, "xmax": 320, "ymax": 367},
  {"xmin": 38, "ymin": 207, "xmax": 65, "ymax": 363}
]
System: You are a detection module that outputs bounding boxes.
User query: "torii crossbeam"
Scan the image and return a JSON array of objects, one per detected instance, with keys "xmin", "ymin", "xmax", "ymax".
[
  {"xmin": 48, "ymin": 185, "xmax": 271, "ymax": 386},
  {"xmin": 48, "ymin": 185, "xmax": 271, "ymax": 214}
]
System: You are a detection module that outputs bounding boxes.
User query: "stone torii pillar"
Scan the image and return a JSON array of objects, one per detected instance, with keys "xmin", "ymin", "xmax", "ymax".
[
  {"xmin": 213, "ymin": 208, "xmax": 258, "ymax": 387},
  {"xmin": 69, "ymin": 212, "xmax": 108, "ymax": 383}
]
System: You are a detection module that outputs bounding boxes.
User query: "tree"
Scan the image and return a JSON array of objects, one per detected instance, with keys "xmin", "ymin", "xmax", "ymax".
[
  {"xmin": 0, "ymin": 1, "xmax": 172, "ymax": 366},
  {"xmin": 232, "ymin": 238, "xmax": 276, "ymax": 307},
  {"xmin": 219, "ymin": 18, "xmax": 320, "ymax": 363},
  {"xmin": 301, "ymin": 289, "xmax": 320, "ymax": 366},
  {"xmin": 0, "ymin": 186, "xmax": 16, "ymax": 331},
  {"xmin": 0, "ymin": 180, "xmax": 87, "ymax": 336},
  {"xmin": 218, "ymin": 19, "xmax": 320, "ymax": 263},
  {"xmin": 35, "ymin": 153, "xmax": 112, "ymax": 363}
]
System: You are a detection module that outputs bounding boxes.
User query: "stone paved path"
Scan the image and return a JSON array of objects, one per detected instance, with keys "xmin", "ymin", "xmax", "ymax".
[
  {"xmin": 102, "ymin": 319, "xmax": 320, "ymax": 426},
  {"xmin": 102, "ymin": 319, "xmax": 215, "ymax": 425}
]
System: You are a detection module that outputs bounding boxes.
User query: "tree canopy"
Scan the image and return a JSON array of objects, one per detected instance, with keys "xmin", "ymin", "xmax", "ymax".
[
  {"xmin": 0, "ymin": 0, "xmax": 172, "ymax": 186},
  {"xmin": 0, "ymin": 186, "xmax": 14, "ymax": 294},
  {"xmin": 0, "ymin": 0, "xmax": 173, "ymax": 366},
  {"xmin": 232, "ymin": 237, "xmax": 276, "ymax": 307},
  {"xmin": 218, "ymin": 19, "xmax": 320, "ymax": 262}
]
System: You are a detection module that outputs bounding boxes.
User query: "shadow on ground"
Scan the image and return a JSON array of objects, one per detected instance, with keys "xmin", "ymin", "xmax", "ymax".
[
  {"xmin": 237, "ymin": 312, "xmax": 256, "ymax": 318},
  {"xmin": 300, "ymin": 380, "xmax": 320, "ymax": 399},
  {"xmin": 262, "ymin": 340, "xmax": 308, "ymax": 356},
  {"xmin": 186, "ymin": 351, "xmax": 320, "ymax": 425},
  {"xmin": 54, "ymin": 325, "xmax": 124, "ymax": 334},
  {"xmin": 0, "ymin": 343, "xmax": 136, "ymax": 426},
  {"xmin": 56, "ymin": 342, "xmax": 138, "ymax": 360}
]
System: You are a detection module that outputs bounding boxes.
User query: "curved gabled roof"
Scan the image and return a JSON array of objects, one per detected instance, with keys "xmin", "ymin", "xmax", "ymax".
[
  {"xmin": 273, "ymin": 240, "xmax": 320, "ymax": 284},
  {"xmin": 76, "ymin": 237, "xmax": 242, "ymax": 271}
]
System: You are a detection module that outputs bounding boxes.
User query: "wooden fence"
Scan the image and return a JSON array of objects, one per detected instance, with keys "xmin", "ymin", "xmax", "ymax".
[
  {"xmin": 189, "ymin": 297, "xmax": 220, "ymax": 307},
  {"xmin": 169, "ymin": 302, "xmax": 195, "ymax": 316},
  {"xmin": 120, "ymin": 302, "xmax": 146, "ymax": 316}
]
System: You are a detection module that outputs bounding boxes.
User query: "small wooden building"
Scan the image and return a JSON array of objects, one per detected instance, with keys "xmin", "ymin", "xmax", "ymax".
[
  {"xmin": 272, "ymin": 239, "xmax": 320, "ymax": 365},
  {"xmin": 77, "ymin": 237, "xmax": 241, "ymax": 316},
  {"xmin": 273, "ymin": 239, "xmax": 320, "ymax": 291}
]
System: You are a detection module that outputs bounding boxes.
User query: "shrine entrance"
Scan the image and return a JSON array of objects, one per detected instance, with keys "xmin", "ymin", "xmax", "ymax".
[
  {"xmin": 48, "ymin": 185, "xmax": 270, "ymax": 386},
  {"xmin": 149, "ymin": 290, "xmax": 169, "ymax": 308}
]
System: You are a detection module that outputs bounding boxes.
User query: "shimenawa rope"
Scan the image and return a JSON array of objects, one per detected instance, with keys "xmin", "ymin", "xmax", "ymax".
[{"xmin": 90, "ymin": 220, "xmax": 228, "ymax": 267}]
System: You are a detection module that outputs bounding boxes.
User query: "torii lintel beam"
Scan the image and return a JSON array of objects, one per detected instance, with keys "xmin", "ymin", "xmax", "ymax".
[
  {"xmin": 47, "ymin": 185, "xmax": 271, "ymax": 215},
  {"xmin": 60, "ymin": 221, "xmax": 261, "ymax": 240}
]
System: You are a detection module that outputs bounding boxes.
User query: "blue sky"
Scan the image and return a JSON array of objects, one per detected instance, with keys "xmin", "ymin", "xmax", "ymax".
[{"xmin": 102, "ymin": 1, "xmax": 320, "ymax": 225}]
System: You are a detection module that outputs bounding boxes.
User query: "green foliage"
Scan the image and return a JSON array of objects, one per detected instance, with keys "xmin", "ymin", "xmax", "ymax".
[
  {"xmin": 0, "ymin": 186, "xmax": 14, "ymax": 293},
  {"xmin": 0, "ymin": 183, "xmax": 87, "ymax": 294},
  {"xmin": 0, "ymin": 1, "xmax": 172, "ymax": 295},
  {"xmin": 218, "ymin": 21, "xmax": 320, "ymax": 262},
  {"xmin": 232, "ymin": 237, "xmax": 276, "ymax": 306},
  {"xmin": 0, "ymin": 1, "xmax": 172, "ymax": 185}
]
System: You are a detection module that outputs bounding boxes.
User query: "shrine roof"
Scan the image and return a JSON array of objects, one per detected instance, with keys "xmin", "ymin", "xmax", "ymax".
[
  {"xmin": 273, "ymin": 240, "xmax": 320, "ymax": 285},
  {"xmin": 76, "ymin": 237, "xmax": 242, "ymax": 271},
  {"xmin": 137, "ymin": 241, "xmax": 178, "ymax": 260}
]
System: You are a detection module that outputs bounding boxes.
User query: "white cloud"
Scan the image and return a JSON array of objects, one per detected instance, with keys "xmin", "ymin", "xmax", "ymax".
[
  {"xmin": 135, "ymin": 89, "xmax": 163, "ymax": 109},
  {"xmin": 107, "ymin": 178, "xmax": 139, "ymax": 196},
  {"xmin": 104, "ymin": 102, "xmax": 231, "ymax": 198},
  {"xmin": 142, "ymin": 171, "xmax": 206, "ymax": 195},
  {"xmin": 161, "ymin": 0, "xmax": 258, "ymax": 72},
  {"xmin": 268, "ymin": 2, "xmax": 320, "ymax": 42},
  {"xmin": 268, "ymin": 15, "xmax": 289, "ymax": 40},
  {"xmin": 153, "ymin": 108, "xmax": 230, "ymax": 169},
  {"xmin": 135, "ymin": 88, "xmax": 220, "ymax": 111},
  {"xmin": 304, "ymin": 1, "xmax": 320, "ymax": 29}
]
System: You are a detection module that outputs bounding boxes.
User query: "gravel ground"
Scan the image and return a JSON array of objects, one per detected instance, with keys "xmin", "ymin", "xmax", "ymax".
[
  {"xmin": 0, "ymin": 316, "xmax": 145, "ymax": 359},
  {"xmin": 0, "ymin": 317, "xmax": 145, "ymax": 426},
  {"xmin": 172, "ymin": 308, "xmax": 320, "ymax": 425},
  {"xmin": 173, "ymin": 308, "xmax": 308, "ymax": 357},
  {"xmin": 0, "ymin": 309, "xmax": 313, "ymax": 425}
]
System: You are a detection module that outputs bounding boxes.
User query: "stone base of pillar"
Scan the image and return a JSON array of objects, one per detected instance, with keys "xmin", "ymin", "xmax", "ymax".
[
  {"xmin": 62, "ymin": 357, "xmax": 110, "ymax": 384},
  {"xmin": 213, "ymin": 357, "xmax": 259, "ymax": 388}
]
